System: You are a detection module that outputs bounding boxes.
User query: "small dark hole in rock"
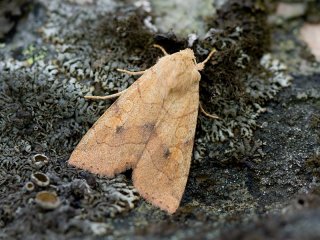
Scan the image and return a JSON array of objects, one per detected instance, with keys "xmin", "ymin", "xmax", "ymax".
[{"xmin": 298, "ymin": 199, "xmax": 305, "ymax": 205}]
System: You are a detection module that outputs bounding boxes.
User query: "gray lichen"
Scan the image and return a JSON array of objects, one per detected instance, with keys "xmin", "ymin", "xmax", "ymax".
[{"xmin": 0, "ymin": 0, "xmax": 144, "ymax": 235}]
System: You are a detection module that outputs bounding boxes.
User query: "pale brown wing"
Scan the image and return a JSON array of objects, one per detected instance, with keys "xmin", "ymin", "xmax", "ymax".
[
  {"xmin": 69, "ymin": 67, "xmax": 199, "ymax": 213},
  {"xmin": 132, "ymin": 83, "xmax": 199, "ymax": 213},
  {"xmin": 69, "ymin": 69, "xmax": 169, "ymax": 177}
]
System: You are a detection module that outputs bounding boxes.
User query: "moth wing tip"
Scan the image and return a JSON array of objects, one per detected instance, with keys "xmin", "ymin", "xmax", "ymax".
[
  {"xmin": 68, "ymin": 153, "xmax": 79, "ymax": 166},
  {"xmin": 143, "ymin": 192, "xmax": 179, "ymax": 214},
  {"xmin": 133, "ymin": 177, "xmax": 180, "ymax": 214}
]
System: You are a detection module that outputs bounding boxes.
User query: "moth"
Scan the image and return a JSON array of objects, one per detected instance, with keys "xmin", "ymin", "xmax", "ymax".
[{"xmin": 69, "ymin": 45, "xmax": 217, "ymax": 213}]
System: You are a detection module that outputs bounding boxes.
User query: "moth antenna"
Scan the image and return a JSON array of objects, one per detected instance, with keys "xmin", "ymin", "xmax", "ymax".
[
  {"xmin": 153, "ymin": 44, "xmax": 169, "ymax": 56},
  {"xmin": 84, "ymin": 89, "xmax": 127, "ymax": 100},
  {"xmin": 199, "ymin": 102, "xmax": 220, "ymax": 119},
  {"xmin": 117, "ymin": 68, "xmax": 146, "ymax": 75},
  {"xmin": 196, "ymin": 48, "xmax": 217, "ymax": 71}
]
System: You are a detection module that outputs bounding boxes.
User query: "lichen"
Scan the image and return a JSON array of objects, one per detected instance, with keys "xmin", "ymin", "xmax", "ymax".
[{"xmin": 0, "ymin": 0, "xmax": 144, "ymax": 234}]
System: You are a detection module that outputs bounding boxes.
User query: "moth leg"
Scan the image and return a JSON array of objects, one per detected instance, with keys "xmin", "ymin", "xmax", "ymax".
[
  {"xmin": 199, "ymin": 102, "xmax": 220, "ymax": 119},
  {"xmin": 86, "ymin": 67, "xmax": 146, "ymax": 100},
  {"xmin": 117, "ymin": 68, "xmax": 147, "ymax": 75},
  {"xmin": 153, "ymin": 44, "xmax": 169, "ymax": 56},
  {"xmin": 84, "ymin": 89, "xmax": 127, "ymax": 100}
]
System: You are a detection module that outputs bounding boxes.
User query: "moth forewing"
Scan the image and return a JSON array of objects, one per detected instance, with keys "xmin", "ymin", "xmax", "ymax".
[{"xmin": 69, "ymin": 48, "xmax": 216, "ymax": 213}]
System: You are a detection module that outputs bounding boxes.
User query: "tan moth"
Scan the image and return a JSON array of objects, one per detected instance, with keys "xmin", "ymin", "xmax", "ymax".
[{"xmin": 69, "ymin": 45, "xmax": 217, "ymax": 213}]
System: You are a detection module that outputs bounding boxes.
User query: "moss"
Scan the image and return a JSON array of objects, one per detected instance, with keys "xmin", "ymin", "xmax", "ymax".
[
  {"xmin": 306, "ymin": 153, "xmax": 320, "ymax": 178},
  {"xmin": 310, "ymin": 114, "xmax": 320, "ymax": 129},
  {"xmin": 98, "ymin": 11, "xmax": 154, "ymax": 52}
]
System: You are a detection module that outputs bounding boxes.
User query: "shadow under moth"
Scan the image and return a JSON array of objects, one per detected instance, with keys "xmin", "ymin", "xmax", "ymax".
[{"xmin": 69, "ymin": 45, "xmax": 217, "ymax": 213}]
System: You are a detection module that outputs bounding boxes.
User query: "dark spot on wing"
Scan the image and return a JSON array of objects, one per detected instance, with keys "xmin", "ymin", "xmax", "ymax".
[
  {"xmin": 116, "ymin": 125, "xmax": 124, "ymax": 134},
  {"xmin": 184, "ymin": 139, "xmax": 193, "ymax": 146},
  {"xmin": 163, "ymin": 148, "xmax": 171, "ymax": 159},
  {"xmin": 143, "ymin": 122, "xmax": 155, "ymax": 133}
]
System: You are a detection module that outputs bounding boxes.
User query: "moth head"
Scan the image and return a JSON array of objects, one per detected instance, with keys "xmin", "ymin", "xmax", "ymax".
[
  {"xmin": 175, "ymin": 48, "xmax": 198, "ymax": 69},
  {"xmin": 173, "ymin": 48, "xmax": 217, "ymax": 71},
  {"xmin": 154, "ymin": 47, "xmax": 217, "ymax": 92}
]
